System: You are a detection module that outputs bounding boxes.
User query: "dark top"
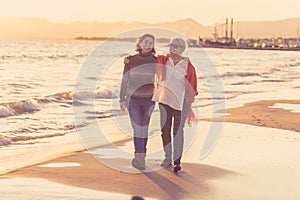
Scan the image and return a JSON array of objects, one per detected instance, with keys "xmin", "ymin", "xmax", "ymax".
[{"xmin": 120, "ymin": 53, "xmax": 157, "ymax": 102}]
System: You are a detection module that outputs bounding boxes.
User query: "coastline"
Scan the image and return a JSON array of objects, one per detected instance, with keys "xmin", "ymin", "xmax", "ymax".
[
  {"xmin": 225, "ymin": 99, "xmax": 300, "ymax": 133},
  {"xmin": 1, "ymin": 99, "xmax": 300, "ymax": 199},
  {"xmin": 198, "ymin": 45, "xmax": 300, "ymax": 52}
]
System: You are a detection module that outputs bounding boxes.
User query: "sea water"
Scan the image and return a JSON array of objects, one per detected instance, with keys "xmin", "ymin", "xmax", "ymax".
[{"xmin": 1, "ymin": 38, "xmax": 300, "ymax": 174}]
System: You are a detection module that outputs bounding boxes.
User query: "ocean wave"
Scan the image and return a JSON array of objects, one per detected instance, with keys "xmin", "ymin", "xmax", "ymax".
[
  {"xmin": 47, "ymin": 53, "xmax": 89, "ymax": 59},
  {"xmin": 230, "ymin": 81, "xmax": 254, "ymax": 85},
  {"xmin": 0, "ymin": 99, "xmax": 40, "ymax": 118},
  {"xmin": 12, "ymin": 132, "xmax": 67, "ymax": 142},
  {"xmin": 221, "ymin": 60, "xmax": 300, "ymax": 79},
  {"xmin": 0, "ymin": 132, "xmax": 70, "ymax": 147},
  {"xmin": 261, "ymin": 79, "xmax": 286, "ymax": 83},
  {"xmin": 51, "ymin": 91, "xmax": 73, "ymax": 100},
  {"xmin": 0, "ymin": 53, "xmax": 88, "ymax": 61},
  {"xmin": 72, "ymin": 100, "xmax": 89, "ymax": 106},
  {"xmin": 282, "ymin": 61, "xmax": 300, "ymax": 68},
  {"xmin": 221, "ymin": 72, "xmax": 260, "ymax": 78},
  {"xmin": 48, "ymin": 54, "xmax": 70, "ymax": 59},
  {"xmin": 264, "ymin": 60, "xmax": 300, "ymax": 74},
  {"xmin": 7, "ymin": 83, "xmax": 32, "ymax": 89},
  {"xmin": 264, "ymin": 66, "xmax": 281, "ymax": 74},
  {"xmin": 0, "ymin": 92, "xmax": 75, "ymax": 118},
  {"xmin": 84, "ymin": 110, "xmax": 117, "ymax": 119},
  {"xmin": 75, "ymin": 53, "xmax": 89, "ymax": 58},
  {"xmin": 0, "ymin": 136, "xmax": 12, "ymax": 146},
  {"xmin": 0, "ymin": 88, "xmax": 118, "ymax": 118},
  {"xmin": 258, "ymin": 61, "xmax": 300, "ymax": 78},
  {"xmin": 48, "ymin": 89, "xmax": 118, "ymax": 101},
  {"xmin": 0, "ymin": 55, "xmax": 15, "ymax": 59},
  {"xmin": 96, "ymin": 89, "xmax": 118, "ymax": 99},
  {"xmin": 0, "ymin": 106, "xmax": 15, "ymax": 117},
  {"xmin": 73, "ymin": 89, "xmax": 118, "ymax": 100}
]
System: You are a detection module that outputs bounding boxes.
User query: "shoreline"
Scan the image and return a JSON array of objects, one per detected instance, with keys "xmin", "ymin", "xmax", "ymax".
[
  {"xmin": 224, "ymin": 99, "xmax": 300, "ymax": 133},
  {"xmin": 193, "ymin": 45, "xmax": 300, "ymax": 52},
  {"xmin": 202, "ymin": 99, "xmax": 300, "ymax": 133},
  {"xmin": 1, "ymin": 99, "xmax": 300, "ymax": 199}
]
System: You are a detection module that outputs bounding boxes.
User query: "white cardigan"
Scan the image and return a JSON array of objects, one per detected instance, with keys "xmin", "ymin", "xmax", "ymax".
[{"xmin": 152, "ymin": 57, "xmax": 188, "ymax": 111}]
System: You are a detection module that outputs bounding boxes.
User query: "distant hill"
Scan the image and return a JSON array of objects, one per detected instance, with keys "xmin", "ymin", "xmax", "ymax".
[
  {"xmin": 231, "ymin": 17, "xmax": 300, "ymax": 38},
  {"xmin": 0, "ymin": 16, "xmax": 299, "ymax": 39}
]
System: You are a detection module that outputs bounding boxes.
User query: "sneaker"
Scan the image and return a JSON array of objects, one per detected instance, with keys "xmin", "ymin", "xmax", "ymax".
[
  {"xmin": 132, "ymin": 158, "xmax": 145, "ymax": 170},
  {"xmin": 173, "ymin": 164, "xmax": 181, "ymax": 173},
  {"xmin": 160, "ymin": 159, "xmax": 172, "ymax": 167}
]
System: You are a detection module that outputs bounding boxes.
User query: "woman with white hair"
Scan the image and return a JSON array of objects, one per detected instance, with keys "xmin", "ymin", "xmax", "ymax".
[{"xmin": 152, "ymin": 37, "xmax": 198, "ymax": 173}]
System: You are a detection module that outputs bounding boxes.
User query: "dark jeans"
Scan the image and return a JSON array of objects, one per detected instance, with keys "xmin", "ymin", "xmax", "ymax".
[
  {"xmin": 127, "ymin": 97, "xmax": 155, "ymax": 152},
  {"xmin": 159, "ymin": 102, "xmax": 188, "ymax": 165}
]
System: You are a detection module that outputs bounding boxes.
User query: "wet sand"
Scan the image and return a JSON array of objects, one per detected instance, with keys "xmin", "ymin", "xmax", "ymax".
[{"xmin": 1, "ymin": 99, "xmax": 300, "ymax": 200}]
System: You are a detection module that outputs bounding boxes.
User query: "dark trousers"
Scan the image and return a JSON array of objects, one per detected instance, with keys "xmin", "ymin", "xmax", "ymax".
[
  {"xmin": 127, "ymin": 97, "xmax": 155, "ymax": 153},
  {"xmin": 159, "ymin": 102, "xmax": 188, "ymax": 165}
]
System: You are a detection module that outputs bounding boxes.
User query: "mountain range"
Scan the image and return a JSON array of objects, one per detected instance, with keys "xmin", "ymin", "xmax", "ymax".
[{"xmin": 0, "ymin": 16, "xmax": 299, "ymax": 39}]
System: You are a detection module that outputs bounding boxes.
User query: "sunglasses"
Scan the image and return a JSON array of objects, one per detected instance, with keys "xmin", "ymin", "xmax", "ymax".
[{"xmin": 170, "ymin": 44, "xmax": 183, "ymax": 49}]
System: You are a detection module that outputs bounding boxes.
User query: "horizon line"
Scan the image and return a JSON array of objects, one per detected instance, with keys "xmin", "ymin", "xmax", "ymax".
[{"xmin": 1, "ymin": 15, "xmax": 300, "ymax": 26}]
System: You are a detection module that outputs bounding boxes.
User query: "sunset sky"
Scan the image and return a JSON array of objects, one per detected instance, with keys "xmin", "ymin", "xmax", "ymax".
[{"xmin": 1, "ymin": 0, "xmax": 299, "ymax": 25}]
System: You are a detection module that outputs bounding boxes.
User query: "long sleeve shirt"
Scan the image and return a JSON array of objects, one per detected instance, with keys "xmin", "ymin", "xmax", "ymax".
[
  {"xmin": 120, "ymin": 53, "xmax": 157, "ymax": 102},
  {"xmin": 155, "ymin": 54, "xmax": 198, "ymax": 105}
]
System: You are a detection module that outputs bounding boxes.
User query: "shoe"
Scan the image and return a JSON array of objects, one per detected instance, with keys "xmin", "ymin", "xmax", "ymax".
[
  {"xmin": 173, "ymin": 164, "xmax": 181, "ymax": 173},
  {"xmin": 160, "ymin": 159, "xmax": 172, "ymax": 167},
  {"xmin": 132, "ymin": 158, "xmax": 146, "ymax": 170},
  {"xmin": 132, "ymin": 152, "xmax": 146, "ymax": 170},
  {"xmin": 161, "ymin": 145, "xmax": 172, "ymax": 167}
]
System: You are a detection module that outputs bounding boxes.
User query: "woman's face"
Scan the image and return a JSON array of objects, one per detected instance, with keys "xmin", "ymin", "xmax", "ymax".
[
  {"xmin": 140, "ymin": 36, "xmax": 154, "ymax": 54},
  {"xmin": 169, "ymin": 42, "xmax": 184, "ymax": 56}
]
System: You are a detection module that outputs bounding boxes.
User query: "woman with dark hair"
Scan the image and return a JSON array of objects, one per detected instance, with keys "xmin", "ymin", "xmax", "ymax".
[{"xmin": 119, "ymin": 34, "xmax": 157, "ymax": 170}]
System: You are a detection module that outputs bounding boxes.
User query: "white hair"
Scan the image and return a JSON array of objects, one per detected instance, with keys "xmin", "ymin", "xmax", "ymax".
[{"xmin": 170, "ymin": 37, "xmax": 186, "ymax": 50}]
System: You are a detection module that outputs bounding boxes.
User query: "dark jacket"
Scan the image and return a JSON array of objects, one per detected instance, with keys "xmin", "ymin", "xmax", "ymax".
[{"xmin": 120, "ymin": 53, "xmax": 157, "ymax": 102}]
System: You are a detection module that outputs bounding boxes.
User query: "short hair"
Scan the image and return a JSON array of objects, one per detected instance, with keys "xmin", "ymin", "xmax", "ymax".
[
  {"xmin": 135, "ymin": 34, "xmax": 156, "ymax": 54},
  {"xmin": 170, "ymin": 37, "xmax": 186, "ymax": 50}
]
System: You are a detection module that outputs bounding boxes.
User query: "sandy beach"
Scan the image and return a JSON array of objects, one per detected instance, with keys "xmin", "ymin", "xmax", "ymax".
[
  {"xmin": 1, "ymin": 99, "xmax": 300, "ymax": 200},
  {"xmin": 225, "ymin": 100, "xmax": 300, "ymax": 132},
  {"xmin": 1, "ymin": 2, "xmax": 300, "ymax": 199}
]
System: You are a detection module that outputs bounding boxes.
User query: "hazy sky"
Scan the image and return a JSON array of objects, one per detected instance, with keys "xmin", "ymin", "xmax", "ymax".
[{"xmin": 1, "ymin": 0, "xmax": 299, "ymax": 25}]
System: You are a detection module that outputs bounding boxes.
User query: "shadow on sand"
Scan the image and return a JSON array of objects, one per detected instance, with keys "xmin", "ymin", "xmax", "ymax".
[{"xmin": 7, "ymin": 150, "xmax": 236, "ymax": 200}]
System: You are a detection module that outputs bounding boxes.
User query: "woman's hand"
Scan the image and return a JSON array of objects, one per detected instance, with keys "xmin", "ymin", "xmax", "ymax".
[
  {"xmin": 186, "ymin": 104, "xmax": 196, "ymax": 126},
  {"xmin": 186, "ymin": 109, "xmax": 195, "ymax": 126},
  {"xmin": 120, "ymin": 101, "xmax": 127, "ymax": 111},
  {"xmin": 124, "ymin": 57, "xmax": 130, "ymax": 64}
]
